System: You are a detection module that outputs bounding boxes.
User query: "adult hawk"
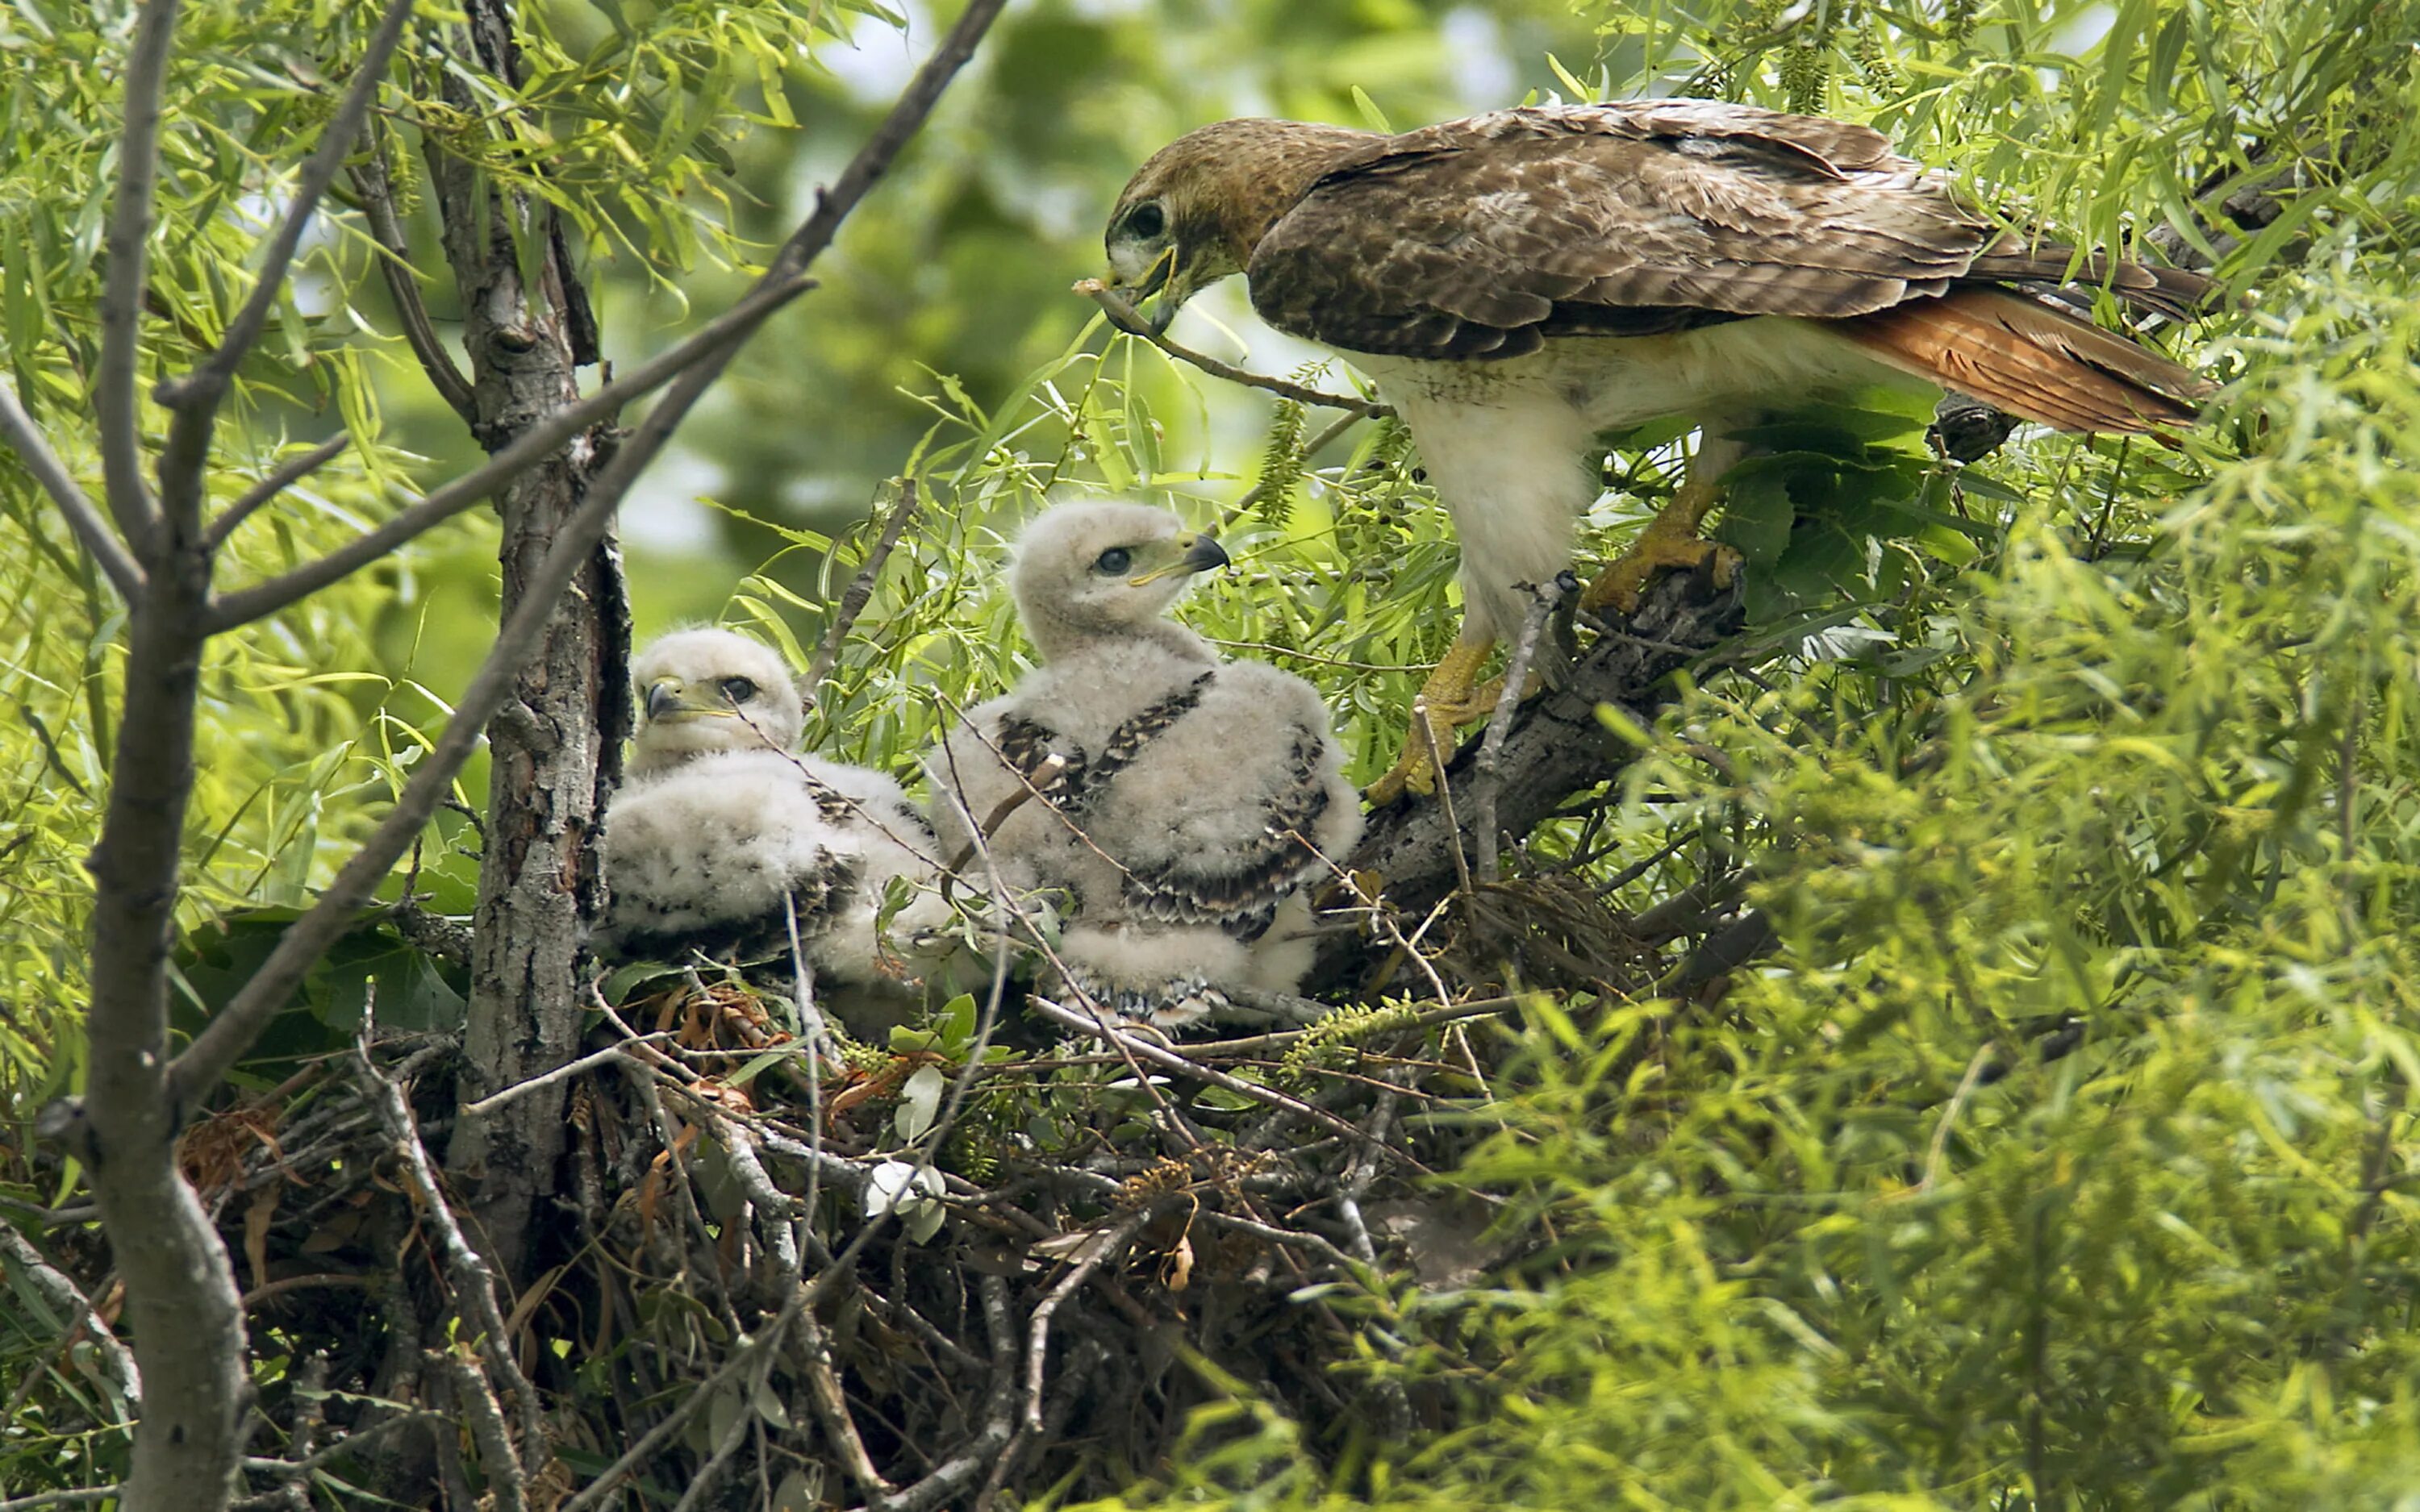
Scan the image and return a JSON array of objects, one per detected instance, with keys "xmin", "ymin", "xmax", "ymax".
[
  {"xmin": 599, "ymin": 628, "xmax": 941, "ymax": 1014},
  {"xmin": 928, "ymin": 502, "xmax": 1362, "ymax": 1029},
  {"xmin": 1103, "ymin": 102, "xmax": 2213, "ymax": 798}
]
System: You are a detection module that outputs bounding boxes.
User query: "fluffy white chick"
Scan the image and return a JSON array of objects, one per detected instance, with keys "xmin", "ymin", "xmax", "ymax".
[
  {"xmin": 928, "ymin": 502, "xmax": 1362, "ymax": 1029},
  {"xmin": 599, "ymin": 629, "xmax": 941, "ymax": 996}
]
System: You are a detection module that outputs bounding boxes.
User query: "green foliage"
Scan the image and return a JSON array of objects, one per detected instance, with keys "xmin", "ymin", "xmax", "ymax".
[{"xmin": 7, "ymin": 0, "xmax": 2420, "ymax": 1502}]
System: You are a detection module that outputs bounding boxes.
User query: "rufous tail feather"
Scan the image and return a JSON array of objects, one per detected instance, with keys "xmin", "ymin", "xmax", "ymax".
[{"xmin": 1841, "ymin": 289, "xmax": 2211, "ymax": 434}]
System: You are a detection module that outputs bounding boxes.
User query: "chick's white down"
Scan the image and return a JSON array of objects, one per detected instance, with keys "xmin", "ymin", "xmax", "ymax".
[
  {"xmin": 599, "ymin": 628, "xmax": 941, "ymax": 997},
  {"xmin": 928, "ymin": 502, "xmax": 1362, "ymax": 1029}
]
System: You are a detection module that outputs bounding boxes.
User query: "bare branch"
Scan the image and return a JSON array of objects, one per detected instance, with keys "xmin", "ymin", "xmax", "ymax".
[
  {"xmin": 94, "ymin": 0, "xmax": 184, "ymax": 551},
  {"xmin": 157, "ymin": 0, "xmax": 415, "ymax": 414},
  {"xmin": 1024, "ymin": 995, "xmax": 1407, "ymax": 1155},
  {"xmin": 802, "ymin": 477, "xmax": 921, "ymax": 694},
  {"xmin": 0, "ymin": 1223, "xmax": 140, "ymax": 1406},
  {"xmin": 1471, "ymin": 573, "xmax": 1573, "ymax": 881},
  {"xmin": 557, "ymin": 1226, "xmax": 873, "ymax": 1512},
  {"xmin": 0, "ymin": 1490, "xmax": 127, "ymax": 1511},
  {"xmin": 351, "ymin": 140, "xmax": 478, "ymax": 421},
  {"xmin": 203, "ymin": 273, "xmax": 813, "ymax": 631},
  {"xmin": 0, "ymin": 377, "xmax": 144, "ymax": 598},
  {"xmin": 171, "ymin": 0, "xmax": 1012, "ymax": 1109},
  {"xmin": 1074, "ymin": 279, "xmax": 1390, "ymax": 416},
  {"xmin": 768, "ymin": 0, "xmax": 1011, "ymax": 279},
  {"xmin": 203, "ymin": 432, "xmax": 353, "ymax": 552},
  {"xmin": 1023, "ymin": 1208, "xmax": 1150, "ymax": 1431},
  {"xmin": 800, "ymin": 1315, "xmax": 895, "ymax": 1494},
  {"xmin": 234, "ymin": 1409, "xmax": 449, "ymax": 1491},
  {"xmin": 455, "ymin": 1031, "xmax": 677, "ymax": 1116},
  {"xmin": 355, "ymin": 1032, "xmax": 542, "ymax": 1488}
]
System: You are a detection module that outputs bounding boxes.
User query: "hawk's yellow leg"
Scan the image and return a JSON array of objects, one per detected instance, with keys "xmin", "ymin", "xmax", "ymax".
[
  {"xmin": 1365, "ymin": 639, "xmax": 1502, "ymax": 804},
  {"xmin": 1580, "ymin": 470, "xmax": 1742, "ymax": 615}
]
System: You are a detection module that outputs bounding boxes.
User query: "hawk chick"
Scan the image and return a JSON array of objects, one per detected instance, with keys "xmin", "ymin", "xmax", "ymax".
[
  {"xmin": 599, "ymin": 629, "xmax": 939, "ymax": 994},
  {"xmin": 928, "ymin": 503, "xmax": 1362, "ymax": 1029}
]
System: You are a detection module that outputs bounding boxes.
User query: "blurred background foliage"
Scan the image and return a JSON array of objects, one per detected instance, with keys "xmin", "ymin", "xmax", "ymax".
[{"xmin": 6, "ymin": 0, "xmax": 2420, "ymax": 1502}]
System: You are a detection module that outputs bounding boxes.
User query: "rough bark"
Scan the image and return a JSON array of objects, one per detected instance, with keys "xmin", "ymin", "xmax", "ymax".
[
  {"xmin": 1313, "ymin": 571, "xmax": 1744, "ymax": 995},
  {"xmin": 427, "ymin": 0, "xmax": 626, "ymax": 1285}
]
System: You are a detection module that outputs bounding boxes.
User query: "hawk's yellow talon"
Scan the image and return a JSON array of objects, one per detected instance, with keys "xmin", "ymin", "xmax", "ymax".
[
  {"xmin": 1581, "ymin": 473, "xmax": 1741, "ymax": 615},
  {"xmin": 1363, "ymin": 642, "xmax": 1505, "ymax": 804}
]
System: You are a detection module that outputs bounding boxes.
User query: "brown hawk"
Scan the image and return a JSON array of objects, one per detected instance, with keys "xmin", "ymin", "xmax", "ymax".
[{"xmin": 1103, "ymin": 102, "xmax": 2213, "ymax": 799}]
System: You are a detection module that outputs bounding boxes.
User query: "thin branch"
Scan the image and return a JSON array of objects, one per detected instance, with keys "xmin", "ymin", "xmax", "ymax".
[
  {"xmin": 203, "ymin": 273, "xmax": 813, "ymax": 631},
  {"xmin": 355, "ymin": 1031, "xmax": 542, "ymax": 1489},
  {"xmin": 204, "ymin": 432, "xmax": 353, "ymax": 552},
  {"xmin": 440, "ymin": 1352, "xmax": 527, "ymax": 1512},
  {"xmin": 1335, "ymin": 1078, "xmax": 1401, "ymax": 1265},
  {"xmin": 1917, "ymin": 1045, "xmax": 1997, "ymax": 1194},
  {"xmin": 0, "ymin": 378, "xmax": 144, "ymax": 602},
  {"xmin": 1220, "ymin": 406, "xmax": 1368, "ymax": 529},
  {"xmin": 1176, "ymin": 995, "xmax": 1518, "ymax": 1056},
  {"xmin": 802, "ymin": 477, "xmax": 922, "ymax": 695},
  {"xmin": 235, "ymin": 1409, "xmax": 449, "ymax": 1485},
  {"xmin": 859, "ymin": 1275, "xmax": 1018, "ymax": 1512},
  {"xmin": 170, "ymin": 0, "xmax": 1012, "ymax": 1114},
  {"xmin": 1074, "ymin": 279, "xmax": 1389, "ymax": 416},
  {"xmin": 799, "ymin": 1316, "xmax": 895, "ymax": 1496},
  {"xmin": 94, "ymin": 0, "xmax": 184, "ymax": 550},
  {"xmin": 557, "ymin": 1189, "xmax": 905, "ymax": 1512},
  {"xmin": 238, "ymin": 1272, "xmax": 378, "ymax": 1310},
  {"xmin": 157, "ymin": 0, "xmax": 415, "ymax": 416},
  {"xmin": 1024, "ymin": 995, "xmax": 1412, "ymax": 1157},
  {"xmin": 455, "ymin": 1031, "xmax": 677, "ymax": 1116},
  {"xmin": 943, "ymin": 752, "xmax": 1066, "ymax": 877},
  {"xmin": 0, "ymin": 1491, "xmax": 126, "ymax": 1511},
  {"xmin": 1023, "ymin": 1208, "xmax": 1150, "ymax": 1431},
  {"xmin": 1471, "ymin": 574, "xmax": 1573, "ymax": 881},
  {"xmin": 351, "ymin": 138, "xmax": 478, "ymax": 420},
  {"xmin": 766, "ymin": 0, "xmax": 1012, "ymax": 275},
  {"xmin": 0, "ymin": 1223, "xmax": 140, "ymax": 1406},
  {"xmin": 1413, "ymin": 696, "xmax": 1475, "ymax": 902}
]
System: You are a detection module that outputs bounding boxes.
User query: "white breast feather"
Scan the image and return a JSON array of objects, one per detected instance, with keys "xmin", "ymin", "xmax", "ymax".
[{"xmin": 1359, "ymin": 316, "xmax": 1916, "ymax": 639}]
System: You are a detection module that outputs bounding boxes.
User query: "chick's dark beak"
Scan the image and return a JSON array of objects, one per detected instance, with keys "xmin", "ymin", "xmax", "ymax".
[
  {"xmin": 1179, "ymin": 533, "xmax": 1230, "ymax": 574},
  {"xmin": 644, "ymin": 679, "xmax": 685, "ymax": 723}
]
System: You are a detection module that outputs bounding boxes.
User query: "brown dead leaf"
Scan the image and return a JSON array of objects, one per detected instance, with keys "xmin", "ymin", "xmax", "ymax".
[
  {"xmin": 242, "ymin": 1178, "xmax": 283, "ymax": 1293},
  {"xmin": 177, "ymin": 1105, "xmax": 282, "ymax": 1198}
]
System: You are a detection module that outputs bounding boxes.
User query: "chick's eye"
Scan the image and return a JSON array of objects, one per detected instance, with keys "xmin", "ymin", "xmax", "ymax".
[
  {"xmin": 718, "ymin": 677, "xmax": 757, "ymax": 704},
  {"xmin": 1095, "ymin": 547, "xmax": 1133, "ymax": 575},
  {"xmin": 1124, "ymin": 203, "xmax": 1165, "ymax": 240}
]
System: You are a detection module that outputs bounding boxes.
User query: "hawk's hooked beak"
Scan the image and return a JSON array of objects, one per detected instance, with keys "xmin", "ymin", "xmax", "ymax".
[
  {"xmin": 1106, "ymin": 245, "xmax": 1182, "ymax": 334},
  {"xmin": 1129, "ymin": 532, "xmax": 1230, "ymax": 586},
  {"xmin": 644, "ymin": 677, "xmax": 736, "ymax": 725}
]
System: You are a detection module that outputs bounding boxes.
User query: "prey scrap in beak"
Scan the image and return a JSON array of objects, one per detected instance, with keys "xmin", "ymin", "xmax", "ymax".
[
  {"xmin": 1129, "ymin": 531, "xmax": 1231, "ymax": 586},
  {"xmin": 644, "ymin": 678, "xmax": 736, "ymax": 724}
]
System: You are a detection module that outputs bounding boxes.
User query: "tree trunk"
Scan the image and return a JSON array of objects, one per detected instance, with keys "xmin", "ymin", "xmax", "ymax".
[{"xmin": 426, "ymin": 0, "xmax": 627, "ymax": 1285}]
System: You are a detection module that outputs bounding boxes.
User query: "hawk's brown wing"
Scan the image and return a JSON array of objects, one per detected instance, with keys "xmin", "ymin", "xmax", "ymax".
[{"xmin": 1248, "ymin": 101, "xmax": 2202, "ymax": 364}]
